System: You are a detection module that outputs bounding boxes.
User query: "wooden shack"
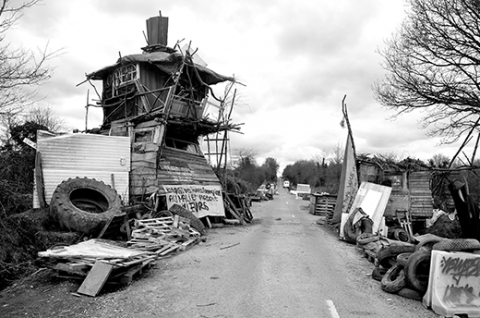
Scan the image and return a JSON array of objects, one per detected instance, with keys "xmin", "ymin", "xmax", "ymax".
[
  {"xmin": 85, "ymin": 13, "xmax": 239, "ymax": 218},
  {"xmin": 357, "ymin": 159, "xmax": 433, "ymax": 220}
]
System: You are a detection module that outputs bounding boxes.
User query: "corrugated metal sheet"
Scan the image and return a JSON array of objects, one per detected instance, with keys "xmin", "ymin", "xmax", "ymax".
[
  {"xmin": 34, "ymin": 133, "xmax": 131, "ymax": 208},
  {"xmin": 37, "ymin": 133, "xmax": 130, "ymax": 171}
]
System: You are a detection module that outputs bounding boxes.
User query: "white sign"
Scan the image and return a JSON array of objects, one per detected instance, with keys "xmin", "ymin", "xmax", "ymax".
[
  {"xmin": 23, "ymin": 137, "xmax": 36, "ymax": 149},
  {"xmin": 162, "ymin": 184, "xmax": 225, "ymax": 218}
]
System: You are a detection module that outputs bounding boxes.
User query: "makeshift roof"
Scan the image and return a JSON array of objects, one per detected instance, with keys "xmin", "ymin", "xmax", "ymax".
[{"xmin": 86, "ymin": 51, "xmax": 234, "ymax": 86}]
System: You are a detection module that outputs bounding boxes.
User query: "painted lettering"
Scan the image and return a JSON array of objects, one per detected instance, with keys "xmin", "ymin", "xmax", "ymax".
[
  {"xmin": 441, "ymin": 256, "xmax": 480, "ymax": 284},
  {"xmin": 442, "ymin": 284, "xmax": 476, "ymax": 305}
]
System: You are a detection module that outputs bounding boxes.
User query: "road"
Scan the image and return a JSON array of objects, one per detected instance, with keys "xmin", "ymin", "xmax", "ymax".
[{"xmin": 87, "ymin": 187, "xmax": 439, "ymax": 318}]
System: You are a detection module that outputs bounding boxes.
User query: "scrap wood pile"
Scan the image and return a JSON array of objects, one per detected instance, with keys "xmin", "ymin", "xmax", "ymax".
[
  {"xmin": 222, "ymin": 193, "xmax": 253, "ymax": 225},
  {"xmin": 37, "ymin": 213, "xmax": 202, "ymax": 297}
]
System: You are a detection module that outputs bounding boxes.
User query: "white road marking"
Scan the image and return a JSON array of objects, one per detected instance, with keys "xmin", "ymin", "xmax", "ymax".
[
  {"xmin": 292, "ymin": 215, "xmax": 295, "ymax": 218},
  {"xmin": 326, "ymin": 300, "xmax": 340, "ymax": 318}
]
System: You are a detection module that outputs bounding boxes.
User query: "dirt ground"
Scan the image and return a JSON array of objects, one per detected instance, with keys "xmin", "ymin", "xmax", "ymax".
[{"xmin": 0, "ymin": 198, "xmax": 439, "ymax": 318}]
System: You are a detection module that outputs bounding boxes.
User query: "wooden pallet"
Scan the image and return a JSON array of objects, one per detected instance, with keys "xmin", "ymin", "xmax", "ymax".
[{"xmin": 364, "ymin": 250, "xmax": 378, "ymax": 266}]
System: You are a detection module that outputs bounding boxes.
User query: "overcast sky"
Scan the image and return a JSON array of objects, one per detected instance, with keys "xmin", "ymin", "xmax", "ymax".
[{"xmin": 7, "ymin": 0, "xmax": 475, "ymax": 171}]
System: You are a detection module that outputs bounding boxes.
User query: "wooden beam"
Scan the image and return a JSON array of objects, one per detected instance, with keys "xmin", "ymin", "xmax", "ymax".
[
  {"xmin": 35, "ymin": 151, "xmax": 47, "ymax": 208},
  {"xmin": 77, "ymin": 261, "xmax": 114, "ymax": 297}
]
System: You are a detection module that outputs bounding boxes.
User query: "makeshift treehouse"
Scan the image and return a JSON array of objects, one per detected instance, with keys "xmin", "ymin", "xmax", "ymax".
[{"xmin": 83, "ymin": 13, "xmax": 241, "ymax": 219}]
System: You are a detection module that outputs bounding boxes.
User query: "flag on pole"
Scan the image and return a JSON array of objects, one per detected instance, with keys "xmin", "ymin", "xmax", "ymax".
[{"xmin": 331, "ymin": 132, "xmax": 358, "ymax": 225}]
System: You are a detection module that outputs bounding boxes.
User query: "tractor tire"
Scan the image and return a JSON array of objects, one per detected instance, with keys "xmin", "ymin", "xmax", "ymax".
[
  {"xmin": 381, "ymin": 264, "xmax": 406, "ymax": 293},
  {"xmin": 50, "ymin": 177, "xmax": 122, "ymax": 235}
]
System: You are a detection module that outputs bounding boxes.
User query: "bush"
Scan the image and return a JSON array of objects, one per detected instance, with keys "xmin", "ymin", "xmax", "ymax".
[{"xmin": 0, "ymin": 148, "xmax": 35, "ymax": 216}]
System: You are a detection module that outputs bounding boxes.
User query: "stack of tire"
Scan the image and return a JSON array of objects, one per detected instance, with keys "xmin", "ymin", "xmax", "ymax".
[{"xmin": 372, "ymin": 237, "xmax": 480, "ymax": 301}]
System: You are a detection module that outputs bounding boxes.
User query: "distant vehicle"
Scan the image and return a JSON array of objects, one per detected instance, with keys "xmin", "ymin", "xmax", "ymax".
[
  {"xmin": 264, "ymin": 183, "xmax": 274, "ymax": 200},
  {"xmin": 296, "ymin": 184, "xmax": 311, "ymax": 198},
  {"xmin": 255, "ymin": 184, "xmax": 268, "ymax": 201},
  {"xmin": 283, "ymin": 180, "xmax": 290, "ymax": 188},
  {"xmin": 290, "ymin": 183, "xmax": 311, "ymax": 199}
]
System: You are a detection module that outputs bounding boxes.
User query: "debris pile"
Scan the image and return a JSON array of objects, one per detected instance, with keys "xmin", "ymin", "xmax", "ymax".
[
  {"xmin": 37, "ymin": 214, "xmax": 203, "ymax": 297},
  {"xmin": 127, "ymin": 215, "xmax": 201, "ymax": 255}
]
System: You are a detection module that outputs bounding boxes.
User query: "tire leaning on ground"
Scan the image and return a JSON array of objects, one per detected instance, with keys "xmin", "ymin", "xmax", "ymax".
[
  {"xmin": 372, "ymin": 266, "xmax": 388, "ymax": 281},
  {"xmin": 393, "ymin": 228, "xmax": 411, "ymax": 243},
  {"xmin": 50, "ymin": 177, "xmax": 123, "ymax": 235},
  {"xmin": 381, "ymin": 264, "xmax": 406, "ymax": 293},
  {"xmin": 404, "ymin": 250, "xmax": 431, "ymax": 294},
  {"xmin": 397, "ymin": 287, "xmax": 423, "ymax": 301},
  {"xmin": 169, "ymin": 204, "xmax": 205, "ymax": 234},
  {"xmin": 377, "ymin": 245, "xmax": 416, "ymax": 269}
]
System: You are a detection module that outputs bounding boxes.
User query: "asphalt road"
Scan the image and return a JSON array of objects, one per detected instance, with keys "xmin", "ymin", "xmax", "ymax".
[{"xmin": 88, "ymin": 188, "xmax": 440, "ymax": 318}]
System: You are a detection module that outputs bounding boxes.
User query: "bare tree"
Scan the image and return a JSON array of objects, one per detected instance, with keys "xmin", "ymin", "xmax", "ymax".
[
  {"xmin": 24, "ymin": 104, "xmax": 65, "ymax": 132},
  {"xmin": 0, "ymin": 0, "xmax": 56, "ymax": 117},
  {"xmin": 234, "ymin": 148, "xmax": 258, "ymax": 166},
  {"xmin": 373, "ymin": 0, "xmax": 480, "ymax": 144},
  {"xmin": 428, "ymin": 153, "xmax": 451, "ymax": 168},
  {"xmin": 329, "ymin": 142, "xmax": 344, "ymax": 165}
]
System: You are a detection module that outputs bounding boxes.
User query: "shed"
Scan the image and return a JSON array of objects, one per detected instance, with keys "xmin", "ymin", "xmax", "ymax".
[
  {"xmin": 357, "ymin": 159, "xmax": 434, "ymax": 219},
  {"xmin": 33, "ymin": 131, "xmax": 131, "ymax": 208}
]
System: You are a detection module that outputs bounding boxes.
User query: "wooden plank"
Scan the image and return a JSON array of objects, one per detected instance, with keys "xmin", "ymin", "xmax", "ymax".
[
  {"xmin": 159, "ymin": 244, "xmax": 180, "ymax": 256},
  {"xmin": 35, "ymin": 151, "xmax": 47, "ymax": 208},
  {"xmin": 118, "ymin": 264, "xmax": 143, "ymax": 285},
  {"xmin": 224, "ymin": 194, "xmax": 244, "ymax": 225},
  {"xmin": 131, "ymin": 151, "xmax": 158, "ymax": 162},
  {"xmin": 77, "ymin": 261, "xmax": 114, "ymax": 297}
]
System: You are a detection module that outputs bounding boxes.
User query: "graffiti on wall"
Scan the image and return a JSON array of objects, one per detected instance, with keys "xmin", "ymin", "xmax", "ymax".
[
  {"xmin": 162, "ymin": 184, "xmax": 225, "ymax": 218},
  {"xmin": 438, "ymin": 253, "xmax": 480, "ymax": 307}
]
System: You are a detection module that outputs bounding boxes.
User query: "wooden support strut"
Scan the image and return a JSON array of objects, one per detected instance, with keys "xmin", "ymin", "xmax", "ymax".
[
  {"xmin": 35, "ymin": 151, "xmax": 47, "ymax": 208},
  {"xmin": 223, "ymin": 193, "xmax": 244, "ymax": 225}
]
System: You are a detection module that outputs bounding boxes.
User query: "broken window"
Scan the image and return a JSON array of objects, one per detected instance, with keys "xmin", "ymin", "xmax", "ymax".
[
  {"xmin": 134, "ymin": 130, "xmax": 153, "ymax": 143},
  {"xmin": 165, "ymin": 137, "xmax": 202, "ymax": 155},
  {"xmin": 114, "ymin": 64, "xmax": 138, "ymax": 87}
]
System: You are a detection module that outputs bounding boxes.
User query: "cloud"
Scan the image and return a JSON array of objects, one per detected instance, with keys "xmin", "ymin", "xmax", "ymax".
[{"xmin": 7, "ymin": 0, "xmax": 463, "ymax": 173}]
